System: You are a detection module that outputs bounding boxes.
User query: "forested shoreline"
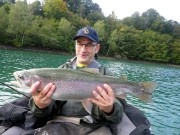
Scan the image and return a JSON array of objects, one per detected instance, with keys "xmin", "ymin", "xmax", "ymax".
[{"xmin": 0, "ymin": 0, "xmax": 179, "ymax": 64}]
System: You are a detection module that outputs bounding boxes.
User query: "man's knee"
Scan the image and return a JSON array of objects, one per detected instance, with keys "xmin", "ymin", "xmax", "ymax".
[
  {"xmin": 2, "ymin": 126, "xmax": 25, "ymax": 135},
  {"xmin": 88, "ymin": 126, "xmax": 112, "ymax": 135}
]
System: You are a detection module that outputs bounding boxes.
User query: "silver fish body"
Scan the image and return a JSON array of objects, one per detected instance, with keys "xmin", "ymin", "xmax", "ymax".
[{"xmin": 13, "ymin": 68, "xmax": 156, "ymax": 102}]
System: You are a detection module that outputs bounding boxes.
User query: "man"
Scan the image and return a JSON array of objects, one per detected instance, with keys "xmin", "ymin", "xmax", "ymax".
[{"xmin": 29, "ymin": 26, "xmax": 124, "ymax": 135}]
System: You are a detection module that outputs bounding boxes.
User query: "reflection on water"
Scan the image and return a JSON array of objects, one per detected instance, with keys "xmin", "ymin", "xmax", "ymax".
[
  {"xmin": 100, "ymin": 59, "xmax": 180, "ymax": 135},
  {"xmin": 0, "ymin": 49, "xmax": 180, "ymax": 135}
]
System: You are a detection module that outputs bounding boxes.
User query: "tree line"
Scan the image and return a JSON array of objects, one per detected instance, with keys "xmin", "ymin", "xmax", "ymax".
[{"xmin": 0, "ymin": 0, "xmax": 179, "ymax": 64}]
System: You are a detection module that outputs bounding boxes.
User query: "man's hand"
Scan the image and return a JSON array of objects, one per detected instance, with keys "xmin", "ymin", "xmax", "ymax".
[
  {"xmin": 88, "ymin": 84, "xmax": 115, "ymax": 114},
  {"xmin": 30, "ymin": 81, "xmax": 56, "ymax": 109}
]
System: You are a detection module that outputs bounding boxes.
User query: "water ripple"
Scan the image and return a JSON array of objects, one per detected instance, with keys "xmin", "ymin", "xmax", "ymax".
[{"xmin": 0, "ymin": 50, "xmax": 180, "ymax": 135}]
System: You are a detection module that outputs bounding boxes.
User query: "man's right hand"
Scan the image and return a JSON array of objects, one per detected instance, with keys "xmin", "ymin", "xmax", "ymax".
[{"xmin": 30, "ymin": 81, "xmax": 56, "ymax": 109}]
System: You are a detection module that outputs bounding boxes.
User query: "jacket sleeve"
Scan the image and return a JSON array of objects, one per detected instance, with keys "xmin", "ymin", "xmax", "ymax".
[
  {"xmin": 91, "ymin": 98, "xmax": 123, "ymax": 124},
  {"xmin": 29, "ymin": 97, "xmax": 55, "ymax": 118}
]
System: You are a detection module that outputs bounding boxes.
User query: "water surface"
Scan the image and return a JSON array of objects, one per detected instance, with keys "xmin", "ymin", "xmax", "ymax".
[{"xmin": 0, "ymin": 49, "xmax": 179, "ymax": 135}]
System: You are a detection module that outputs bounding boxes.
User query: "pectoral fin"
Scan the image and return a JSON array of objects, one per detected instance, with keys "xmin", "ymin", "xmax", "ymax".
[
  {"xmin": 136, "ymin": 92, "xmax": 152, "ymax": 103},
  {"xmin": 10, "ymin": 81, "xmax": 22, "ymax": 87},
  {"xmin": 138, "ymin": 82, "xmax": 157, "ymax": 93},
  {"xmin": 120, "ymin": 74, "xmax": 128, "ymax": 80}
]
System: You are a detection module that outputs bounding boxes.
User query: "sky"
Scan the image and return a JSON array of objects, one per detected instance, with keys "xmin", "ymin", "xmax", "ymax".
[
  {"xmin": 92, "ymin": 0, "xmax": 180, "ymax": 22},
  {"xmin": 26, "ymin": 0, "xmax": 180, "ymax": 22}
]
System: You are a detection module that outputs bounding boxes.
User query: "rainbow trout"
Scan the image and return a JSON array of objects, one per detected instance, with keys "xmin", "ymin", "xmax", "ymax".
[{"xmin": 12, "ymin": 68, "xmax": 156, "ymax": 103}]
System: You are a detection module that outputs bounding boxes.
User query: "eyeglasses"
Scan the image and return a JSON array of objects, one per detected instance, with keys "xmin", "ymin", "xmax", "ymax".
[{"xmin": 76, "ymin": 41, "xmax": 97, "ymax": 50}]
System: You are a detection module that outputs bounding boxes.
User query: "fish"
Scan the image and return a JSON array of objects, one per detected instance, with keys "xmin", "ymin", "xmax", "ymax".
[{"xmin": 12, "ymin": 68, "xmax": 156, "ymax": 113}]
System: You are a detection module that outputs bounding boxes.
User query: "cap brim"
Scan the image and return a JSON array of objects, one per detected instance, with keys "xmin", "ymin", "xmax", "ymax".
[{"xmin": 73, "ymin": 35, "xmax": 97, "ymax": 42}]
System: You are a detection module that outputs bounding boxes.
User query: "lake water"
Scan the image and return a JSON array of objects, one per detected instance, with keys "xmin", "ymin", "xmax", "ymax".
[{"xmin": 0, "ymin": 49, "xmax": 179, "ymax": 135}]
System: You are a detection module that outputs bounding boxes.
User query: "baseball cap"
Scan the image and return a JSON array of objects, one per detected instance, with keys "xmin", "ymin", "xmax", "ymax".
[{"xmin": 73, "ymin": 26, "xmax": 99, "ymax": 43}]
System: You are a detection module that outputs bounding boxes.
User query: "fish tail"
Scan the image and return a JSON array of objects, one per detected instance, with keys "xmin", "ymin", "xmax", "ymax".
[
  {"xmin": 135, "ymin": 92, "xmax": 152, "ymax": 102},
  {"xmin": 138, "ymin": 82, "xmax": 157, "ymax": 94},
  {"xmin": 134, "ymin": 82, "xmax": 157, "ymax": 102}
]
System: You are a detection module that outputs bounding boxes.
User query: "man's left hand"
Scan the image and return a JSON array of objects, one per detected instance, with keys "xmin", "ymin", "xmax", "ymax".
[{"xmin": 88, "ymin": 84, "xmax": 115, "ymax": 114}]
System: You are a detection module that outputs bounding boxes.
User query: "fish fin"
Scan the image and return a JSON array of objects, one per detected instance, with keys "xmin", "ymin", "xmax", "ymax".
[
  {"xmin": 82, "ymin": 100, "xmax": 93, "ymax": 114},
  {"xmin": 135, "ymin": 92, "xmax": 153, "ymax": 103},
  {"xmin": 10, "ymin": 81, "xmax": 22, "ymax": 87},
  {"xmin": 81, "ymin": 68, "xmax": 100, "ymax": 74},
  {"xmin": 119, "ymin": 74, "xmax": 128, "ymax": 80},
  {"xmin": 116, "ymin": 93, "xmax": 127, "ymax": 99},
  {"xmin": 138, "ymin": 82, "xmax": 157, "ymax": 93}
]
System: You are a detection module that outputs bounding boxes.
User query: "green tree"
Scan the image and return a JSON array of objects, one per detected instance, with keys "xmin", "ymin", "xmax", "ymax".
[
  {"xmin": 93, "ymin": 20, "xmax": 105, "ymax": 42},
  {"xmin": 93, "ymin": 20, "xmax": 106, "ymax": 55},
  {"xmin": 86, "ymin": 11, "xmax": 104, "ymax": 25},
  {"xmin": 0, "ymin": 0, "xmax": 179, "ymax": 65},
  {"xmin": 129, "ymin": 12, "xmax": 142, "ymax": 29},
  {"xmin": 38, "ymin": 18, "xmax": 59, "ymax": 48},
  {"xmin": 1, "ymin": 0, "xmax": 15, "ymax": 4},
  {"xmin": 64, "ymin": 0, "xmax": 81, "ymax": 13},
  {"xmin": 107, "ymin": 26, "xmax": 142, "ymax": 59},
  {"xmin": 0, "ymin": 4, "xmax": 9, "ymax": 44},
  {"xmin": 66, "ymin": 12, "xmax": 90, "ymax": 30},
  {"xmin": 141, "ymin": 8, "xmax": 160, "ymax": 30},
  {"xmin": 56, "ymin": 18, "xmax": 75, "ymax": 52},
  {"xmin": 30, "ymin": 0, "xmax": 43, "ymax": 16},
  {"xmin": 104, "ymin": 11, "xmax": 120, "ymax": 55},
  {"xmin": 106, "ymin": 29, "xmax": 119, "ymax": 56},
  {"xmin": 65, "ymin": 0, "xmax": 102, "ymax": 16},
  {"xmin": 151, "ymin": 16, "xmax": 165, "ymax": 32},
  {"xmin": 43, "ymin": 0, "xmax": 69, "ymax": 19},
  {"xmin": 172, "ymin": 22, "xmax": 180, "ymax": 38},
  {"xmin": 0, "ymin": 5, "xmax": 9, "ymax": 32},
  {"xmin": 25, "ymin": 16, "xmax": 44, "ymax": 46},
  {"xmin": 162, "ymin": 20, "xmax": 174, "ymax": 34},
  {"xmin": 169, "ymin": 39, "xmax": 180, "ymax": 64},
  {"xmin": 7, "ymin": 1, "xmax": 33, "ymax": 46},
  {"xmin": 80, "ymin": 0, "xmax": 101, "ymax": 17},
  {"xmin": 141, "ymin": 30, "xmax": 173, "ymax": 62}
]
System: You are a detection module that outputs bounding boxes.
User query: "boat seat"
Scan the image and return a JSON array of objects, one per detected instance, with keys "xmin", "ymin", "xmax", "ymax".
[{"xmin": 117, "ymin": 113, "xmax": 136, "ymax": 135}]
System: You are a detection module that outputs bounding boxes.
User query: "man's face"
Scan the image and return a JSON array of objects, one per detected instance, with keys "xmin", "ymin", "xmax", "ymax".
[{"xmin": 75, "ymin": 37, "xmax": 100, "ymax": 65}]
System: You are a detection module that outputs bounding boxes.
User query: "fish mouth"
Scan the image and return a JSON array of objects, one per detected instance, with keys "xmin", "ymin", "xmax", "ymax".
[
  {"xmin": 13, "ymin": 72, "xmax": 18, "ymax": 80},
  {"xmin": 12, "ymin": 72, "xmax": 23, "ymax": 87},
  {"xmin": 10, "ymin": 81, "xmax": 22, "ymax": 87}
]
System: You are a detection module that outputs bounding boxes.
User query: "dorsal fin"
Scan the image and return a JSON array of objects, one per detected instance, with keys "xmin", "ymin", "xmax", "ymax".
[
  {"xmin": 81, "ymin": 68, "xmax": 100, "ymax": 74},
  {"xmin": 120, "ymin": 74, "xmax": 128, "ymax": 80}
]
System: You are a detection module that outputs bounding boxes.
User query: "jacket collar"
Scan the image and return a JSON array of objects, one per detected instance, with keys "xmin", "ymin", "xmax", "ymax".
[{"xmin": 70, "ymin": 57, "xmax": 101, "ymax": 69}]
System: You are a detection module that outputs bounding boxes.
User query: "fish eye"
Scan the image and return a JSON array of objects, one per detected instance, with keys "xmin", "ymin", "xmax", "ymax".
[{"xmin": 18, "ymin": 75, "xmax": 24, "ymax": 80}]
